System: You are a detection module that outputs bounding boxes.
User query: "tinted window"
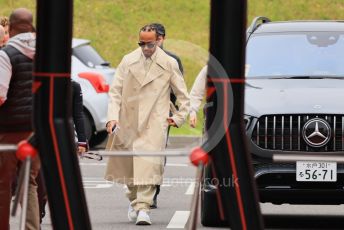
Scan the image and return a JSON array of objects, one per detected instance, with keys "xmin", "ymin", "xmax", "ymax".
[
  {"xmin": 246, "ymin": 32, "xmax": 344, "ymax": 77},
  {"xmin": 73, "ymin": 44, "xmax": 105, "ymax": 68}
]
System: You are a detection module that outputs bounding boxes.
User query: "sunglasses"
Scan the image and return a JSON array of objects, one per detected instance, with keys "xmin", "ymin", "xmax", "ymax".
[{"xmin": 138, "ymin": 41, "xmax": 156, "ymax": 49}]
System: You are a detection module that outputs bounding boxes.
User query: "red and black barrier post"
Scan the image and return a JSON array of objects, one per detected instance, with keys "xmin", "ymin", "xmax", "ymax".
[
  {"xmin": 34, "ymin": 0, "xmax": 91, "ymax": 229},
  {"xmin": 206, "ymin": 1, "xmax": 264, "ymax": 229},
  {"xmin": 11, "ymin": 141, "xmax": 38, "ymax": 230}
]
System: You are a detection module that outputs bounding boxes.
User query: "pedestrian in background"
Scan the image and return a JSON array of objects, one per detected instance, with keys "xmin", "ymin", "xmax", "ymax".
[
  {"xmin": 72, "ymin": 80, "xmax": 89, "ymax": 154},
  {"xmin": 149, "ymin": 22, "xmax": 184, "ymax": 209},
  {"xmin": 0, "ymin": 16, "xmax": 10, "ymax": 46},
  {"xmin": 0, "ymin": 8, "xmax": 40, "ymax": 230},
  {"xmin": 151, "ymin": 23, "xmax": 183, "ymax": 74},
  {"xmin": 105, "ymin": 24, "xmax": 189, "ymax": 225},
  {"xmin": 0, "ymin": 25, "xmax": 5, "ymax": 48},
  {"xmin": 37, "ymin": 79, "xmax": 89, "ymax": 223},
  {"xmin": 189, "ymin": 65, "xmax": 207, "ymax": 128}
]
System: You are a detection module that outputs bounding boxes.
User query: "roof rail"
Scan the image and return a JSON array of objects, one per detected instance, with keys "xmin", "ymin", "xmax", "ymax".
[{"xmin": 247, "ymin": 16, "xmax": 271, "ymax": 34}]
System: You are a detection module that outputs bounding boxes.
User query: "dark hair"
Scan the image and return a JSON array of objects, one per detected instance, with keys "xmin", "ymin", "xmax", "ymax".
[
  {"xmin": 9, "ymin": 8, "xmax": 35, "ymax": 34},
  {"xmin": 139, "ymin": 24, "xmax": 158, "ymax": 38},
  {"xmin": 140, "ymin": 24, "xmax": 157, "ymax": 33},
  {"xmin": 150, "ymin": 23, "xmax": 165, "ymax": 37}
]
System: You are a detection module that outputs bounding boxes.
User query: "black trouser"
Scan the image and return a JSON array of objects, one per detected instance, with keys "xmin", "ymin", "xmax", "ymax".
[
  {"xmin": 37, "ymin": 170, "xmax": 47, "ymax": 223},
  {"xmin": 153, "ymin": 122, "xmax": 170, "ymax": 202}
]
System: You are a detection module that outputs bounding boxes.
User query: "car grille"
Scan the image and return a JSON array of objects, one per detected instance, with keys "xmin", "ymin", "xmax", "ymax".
[{"xmin": 251, "ymin": 114, "xmax": 344, "ymax": 152}]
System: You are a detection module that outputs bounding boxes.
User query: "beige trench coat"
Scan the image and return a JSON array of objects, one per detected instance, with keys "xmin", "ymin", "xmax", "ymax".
[
  {"xmin": 189, "ymin": 65, "xmax": 207, "ymax": 116},
  {"xmin": 104, "ymin": 47, "xmax": 189, "ymax": 185}
]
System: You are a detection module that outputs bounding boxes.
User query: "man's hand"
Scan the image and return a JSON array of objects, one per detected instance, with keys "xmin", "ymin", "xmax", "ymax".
[
  {"xmin": 106, "ymin": 120, "xmax": 118, "ymax": 134},
  {"xmin": 77, "ymin": 146, "xmax": 86, "ymax": 155},
  {"xmin": 189, "ymin": 113, "xmax": 197, "ymax": 128},
  {"xmin": 0, "ymin": 98, "xmax": 4, "ymax": 106},
  {"xmin": 167, "ymin": 118, "xmax": 177, "ymax": 127},
  {"xmin": 77, "ymin": 142, "xmax": 88, "ymax": 156}
]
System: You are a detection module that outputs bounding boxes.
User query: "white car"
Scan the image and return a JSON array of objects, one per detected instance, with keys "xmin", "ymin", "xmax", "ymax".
[{"xmin": 72, "ymin": 38, "xmax": 115, "ymax": 146}]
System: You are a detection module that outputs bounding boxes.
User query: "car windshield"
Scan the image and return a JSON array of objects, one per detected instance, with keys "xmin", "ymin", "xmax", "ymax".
[
  {"xmin": 73, "ymin": 44, "xmax": 106, "ymax": 68},
  {"xmin": 246, "ymin": 32, "xmax": 344, "ymax": 78}
]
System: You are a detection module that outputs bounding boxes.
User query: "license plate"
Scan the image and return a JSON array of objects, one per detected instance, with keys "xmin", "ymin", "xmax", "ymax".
[{"xmin": 296, "ymin": 161, "xmax": 337, "ymax": 182}]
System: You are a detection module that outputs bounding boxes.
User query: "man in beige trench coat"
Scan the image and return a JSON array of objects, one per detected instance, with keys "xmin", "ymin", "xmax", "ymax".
[{"xmin": 105, "ymin": 25, "xmax": 189, "ymax": 225}]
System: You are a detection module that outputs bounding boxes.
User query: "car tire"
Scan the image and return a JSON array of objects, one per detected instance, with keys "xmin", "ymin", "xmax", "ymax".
[
  {"xmin": 89, "ymin": 131, "xmax": 108, "ymax": 147},
  {"xmin": 83, "ymin": 111, "xmax": 94, "ymax": 145},
  {"xmin": 201, "ymin": 163, "xmax": 229, "ymax": 227}
]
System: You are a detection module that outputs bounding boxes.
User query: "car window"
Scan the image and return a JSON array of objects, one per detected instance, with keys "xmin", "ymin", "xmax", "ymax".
[
  {"xmin": 246, "ymin": 32, "xmax": 344, "ymax": 78},
  {"xmin": 73, "ymin": 44, "xmax": 106, "ymax": 68}
]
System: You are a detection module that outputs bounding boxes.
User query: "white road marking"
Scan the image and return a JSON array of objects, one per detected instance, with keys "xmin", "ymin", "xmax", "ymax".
[
  {"xmin": 96, "ymin": 184, "xmax": 113, "ymax": 189},
  {"xmin": 185, "ymin": 182, "xmax": 195, "ymax": 195},
  {"xmin": 83, "ymin": 182, "xmax": 114, "ymax": 189},
  {"xmin": 166, "ymin": 163, "xmax": 188, "ymax": 167},
  {"xmin": 83, "ymin": 177, "xmax": 105, "ymax": 179},
  {"xmin": 83, "ymin": 178, "xmax": 114, "ymax": 189},
  {"xmin": 161, "ymin": 184, "xmax": 172, "ymax": 187},
  {"xmin": 80, "ymin": 163, "xmax": 106, "ymax": 166},
  {"xmin": 167, "ymin": 211, "xmax": 190, "ymax": 229}
]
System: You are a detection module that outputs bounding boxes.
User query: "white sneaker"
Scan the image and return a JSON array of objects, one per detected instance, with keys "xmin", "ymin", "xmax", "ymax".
[
  {"xmin": 127, "ymin": 204, "xmax": 138, "ymax": 222},
  {"xmin": 136, "ymin": 210, "xmax": 152, "ymax": 225}
]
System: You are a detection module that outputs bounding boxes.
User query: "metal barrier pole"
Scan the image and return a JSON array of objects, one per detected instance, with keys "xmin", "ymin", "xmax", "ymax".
[
  {"xmin": 4, "ymin": 140, "xmax": 37, "ymax": 230},
  {"xmin": 83, "ymin": 149, "xmax": 191, "ymax": 160},
  {"xmin": 11, "ymin": 159, "xmax": 26, "ymax": 217},
  {"xmin": 187, "ymin": 162, "xmax": 204, "ymax": 230},
  {"xmin": 274, "ymin": 154, "xmax": 344, "ymax": 162},
  {"xmin": 10, "ymin": 156, "xmax": 32, "ymax": 230},
  {"xmin": 0, "ymin": 144, "xmax": 17, "ymax": 152},
  {"xmin": 19, "ymin": 157, "xmax": 31, "ymax": 230},
  {"xmin": 186, "ymin": 147, "xmax": 209, "ymax": 230}
]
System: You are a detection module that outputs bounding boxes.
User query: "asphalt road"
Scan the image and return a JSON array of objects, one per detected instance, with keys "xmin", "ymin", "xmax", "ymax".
[{"xmin": 10, "ymin": 137, "xmax": 344, "ymax": 229}]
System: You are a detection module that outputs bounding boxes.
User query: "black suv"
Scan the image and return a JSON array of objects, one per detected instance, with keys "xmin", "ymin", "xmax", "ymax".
[{"xmin": 202, "ymin": 17, "xmax": 344, "ymax": 226}]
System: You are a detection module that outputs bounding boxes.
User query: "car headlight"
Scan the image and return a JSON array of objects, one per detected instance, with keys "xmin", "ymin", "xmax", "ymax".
[{"xmin": 244, "ymin": 115, "xmax": 253, "ymax": 130}]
